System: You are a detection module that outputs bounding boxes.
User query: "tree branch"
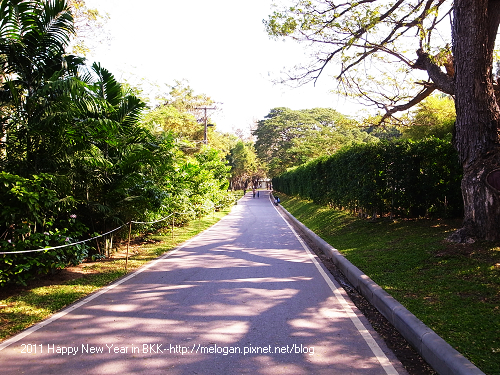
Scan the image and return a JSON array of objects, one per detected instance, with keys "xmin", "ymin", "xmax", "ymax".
[
  {"xmin": 412, "ymin": 49, "xmax": 455, "ymax": 95},
  {"xmin": 379, "ymin": 85, "xmax": 437, "ymax": 123},
  {"xmin": 303, "ymin": 1, "xmax": 435, "ymax": 83}
]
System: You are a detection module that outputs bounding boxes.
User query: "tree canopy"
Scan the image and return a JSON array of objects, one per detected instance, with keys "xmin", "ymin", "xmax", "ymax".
[
  {"xmin": 401, "ymin": 94, "xmax": 455, "ymax": 140},
  {"xmin": 265, "ymin": 0, "xmax": 454, "ymax": 120},
  {"xmin": 68, "ymin": 0, "xmax": 109, "ymax": 55},
  {"xmin": 0, "ymin": 0, "xmax": 234, "ymax": 284},
  {"xmin": 253, "ymin": 107, "xmax": 376, "ymax": 176},
  {"xmin": 227, "ymin": 141, "xmax": 266, "ymax": 190},
  {"xmin": 266, "ymin": 1, "xmax": 500, "ymax": 242},
  {"xmin": 140, "ymin": 81, "xmax": 217, "ymax": 146}
]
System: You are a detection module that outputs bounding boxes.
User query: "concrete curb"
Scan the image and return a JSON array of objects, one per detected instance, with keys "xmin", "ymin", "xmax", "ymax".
[{"xmin": 277, "ymin": 203, "xmax": 485, "ymax": 375}]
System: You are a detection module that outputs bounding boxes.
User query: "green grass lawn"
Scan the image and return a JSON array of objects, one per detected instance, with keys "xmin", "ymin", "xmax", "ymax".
[{"xmin": 280, "ymin": 194, "xmax": 500, "ymax": 375}]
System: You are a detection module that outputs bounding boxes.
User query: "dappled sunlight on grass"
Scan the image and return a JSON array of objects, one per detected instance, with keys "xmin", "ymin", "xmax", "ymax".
[
  {"xmin": 279, "ymin": 193, "xmax": 500, "ymax": 374},
  {"xmin": 0, "ymin": 209, "xmax": 231, "ymax": 342}
]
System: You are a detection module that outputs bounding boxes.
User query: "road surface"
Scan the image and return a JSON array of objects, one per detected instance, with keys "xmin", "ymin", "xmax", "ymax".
[{"xmin": 0, "ymin": 191, "xmax": 407, "ymax": 374}]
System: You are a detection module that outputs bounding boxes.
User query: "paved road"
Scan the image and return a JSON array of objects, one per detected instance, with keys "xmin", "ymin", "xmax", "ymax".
[{"xmin": 0, "ymin": 191, "xmax": 407, "ymax": 374}]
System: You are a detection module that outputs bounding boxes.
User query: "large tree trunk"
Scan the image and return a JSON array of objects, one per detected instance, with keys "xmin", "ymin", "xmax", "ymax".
[{"xmin": 450, "ymin": 0, "xmax": 500, "ymax": 242}]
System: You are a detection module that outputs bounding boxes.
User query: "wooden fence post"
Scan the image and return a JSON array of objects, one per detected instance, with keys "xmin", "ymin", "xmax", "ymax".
[
  {"xmin": 125, "ymin": 221, "xmax": 132, "ymax": 271},
  {"xmin": 172, "ymin": 217, "xmax": 174, "ymax": 243}
]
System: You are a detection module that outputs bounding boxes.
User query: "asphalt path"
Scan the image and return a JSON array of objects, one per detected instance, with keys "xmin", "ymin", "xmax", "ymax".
[{"xmin": 0, "ymin": 191, "xmax": 407, "ymax": 374}]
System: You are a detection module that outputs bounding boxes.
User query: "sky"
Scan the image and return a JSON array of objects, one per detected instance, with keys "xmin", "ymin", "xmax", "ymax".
[{"xmin": 83, "ymin": 0, "xmax": 364, "ymax": 134}]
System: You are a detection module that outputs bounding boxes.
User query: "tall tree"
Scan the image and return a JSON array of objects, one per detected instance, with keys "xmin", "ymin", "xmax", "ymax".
[
  {"xmin": 266, "ymin": 1, "xmax": 500, "ymax": 242},
  {"xmin": 253, "ymin": 107, "xmax": 375, "ymax": 176},
  {"xmin": 0, "ymin": 0, "xmax": 236, "ymax": 284},
  {"xmin": 228, "ymin": 141, "xmax": 257, "ymax": 190},
  {"xmin": 141, "ymin": 81, "xmax": 216, "ymax": 144},
  {"xmin": 0, "ymin": 0, "xmax": 84, "ymax": 173}
]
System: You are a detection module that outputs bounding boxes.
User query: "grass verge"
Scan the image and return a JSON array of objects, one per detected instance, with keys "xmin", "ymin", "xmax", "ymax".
[
  {"xmin": 0, "ymin": 207, "xmax": 232, "ymax": 343},
  {"xmin": 279, "ymin": 194, "xmax": 499, "ymax": 375}
]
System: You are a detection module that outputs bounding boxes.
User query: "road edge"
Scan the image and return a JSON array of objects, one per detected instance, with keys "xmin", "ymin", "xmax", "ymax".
[{"xmin": 275, "ymin": 199, "xmax": 485, "ymax": 375}]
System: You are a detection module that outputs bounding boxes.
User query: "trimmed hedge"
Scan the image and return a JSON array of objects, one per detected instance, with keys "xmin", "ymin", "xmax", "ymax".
[{"xmin": 272, "ymin": 138, "xmax": 463, "ymax": 218}]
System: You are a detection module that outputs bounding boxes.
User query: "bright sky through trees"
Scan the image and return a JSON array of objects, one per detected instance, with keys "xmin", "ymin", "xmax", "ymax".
[{"xmin": 83, "ymin": 0, "xmax": 363, "ymax": 133}]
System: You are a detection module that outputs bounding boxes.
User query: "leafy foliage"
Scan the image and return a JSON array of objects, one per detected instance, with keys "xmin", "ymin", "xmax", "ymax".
[
  {"xmin": 266, "ymin": 1, "xmax": 500, "ymax": 242},
  {"xmin": 401, "ymin": 94, "xmax": 456, "ymax": 141},
  {"xmin": 0, "ymin": 0, "xmax": 234, "ymax": 285},
  {"xmin": 68, "ymin": 0, "xmax": 110, "ymax": 56},
  {"xmin": 227, "ymin": 141, "xmax": 261, "ymax": 190},
  {"xmin": 273, "ymin": 138, "xmax": 463, "ymax": 218},
  {"xmin": 264, "ymin": 1, "xmax": 454, "ymax": 120},
  {"xmin": 253, "ymin": 107, "xmax": 376, "ymax": 176},
  {"xmin": 0, "ymin": 172, "xmax": 89, "ymax": 285},
  {"xmin": 141, "ymin": 80, "xmax": 216, "ymax": 145}
]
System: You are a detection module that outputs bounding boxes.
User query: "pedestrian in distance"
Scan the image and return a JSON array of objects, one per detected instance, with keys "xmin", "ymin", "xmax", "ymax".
[{"xmin": 253, "ymin": 188, "xmax": 256, "ymax": 198}]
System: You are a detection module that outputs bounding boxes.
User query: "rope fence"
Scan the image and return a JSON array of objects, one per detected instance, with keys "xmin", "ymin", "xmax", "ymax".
[
  {"xmin": 0, "ymin": 225, "xmax": 127, "ymax": 255},
  {"xmin": 0, "ymin": 206, "xmax": 210, "ymax": 270}
]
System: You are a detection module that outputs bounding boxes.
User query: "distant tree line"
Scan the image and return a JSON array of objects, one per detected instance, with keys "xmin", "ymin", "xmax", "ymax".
[{"xmin": 253, "ymin": 107, "xmax": 377, "ymax": 177}]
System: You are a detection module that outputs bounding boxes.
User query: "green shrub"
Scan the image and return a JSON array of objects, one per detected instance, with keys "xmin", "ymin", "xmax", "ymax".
[
  {"xmin": 0, "ymin": 172, "xmax": 90, "ymax": 285},
  {"xmin": 273, "ymin": 138, "xmax": 463, "ymax": 218}
]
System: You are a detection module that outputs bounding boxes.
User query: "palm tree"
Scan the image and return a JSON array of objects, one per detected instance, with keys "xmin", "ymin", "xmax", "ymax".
[{"xmin": 0, "ymin": 0, "xmax": 83, "ymax": 174}]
